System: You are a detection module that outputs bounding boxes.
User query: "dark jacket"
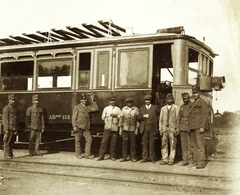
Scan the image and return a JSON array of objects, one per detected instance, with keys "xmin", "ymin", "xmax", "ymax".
[
  {"xmin": 189, "ymin": 98, "xmax": 208, "ymax": 129},
  {"xmin": 26, "ymin": 106, "xmax": 45, "ymax": 130},
  {"xmin": 72, "ymin": 101, "xmax": 98, "ymax": 130},
  {"xmin": 3, "ymin": 104, "xmax": 17, "ymax": 131},
  {"xmin": 138, "ymin": 104, "xmax": 159, "ymax": 134},
  {"xmin": 177, "ymin": 103, "xmax": 191, "ymax": 131}
]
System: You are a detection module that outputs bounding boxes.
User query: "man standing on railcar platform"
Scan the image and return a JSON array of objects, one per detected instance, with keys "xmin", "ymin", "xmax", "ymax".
[
  {"xmin": 138, "ymin": 94, "xmax": 159, "ymax": 163},
  {"xmin": 189, "ymin": 86, "xmax": 208, "ymax": 169},
  {"xmin": 72, "ymin": 93, "xmax": 99, "ymax": 159},
  {"xmin": 159, "ymin": 94, "xmax": 179, "ymax": 165},
  {"xmin": 2, "ymin": 94, "xmax": 18, "ymax": 159},
  {"xmin": 119, "ymin": 97, "xmax": 140, "ymax": 162},
  {"xmin": 97, "ymin": 96, "xmax": 121, "ymax": 161},
  {"xmin": 26, "ymin": 95, "xmax": 45, "ymax": 156}
]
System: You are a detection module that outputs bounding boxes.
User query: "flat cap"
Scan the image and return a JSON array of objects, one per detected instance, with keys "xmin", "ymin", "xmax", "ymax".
[
  {"xmin": 80, "ymin": 93, "xmax": 87, "ymax": 100},
  {"xmin": 8, "ymin": 94, "xmax": 15, "ymax": 100},
  {"xmin": 143, "ymin": 94, "xmax": 152, "ymax": 100},
  {"xmin": 181, "ymin": 92, "xmax": 190, "ymax": 99},
  {"xmin": 109, "ymin": 96, "xmax": 116, "ymax": 101},
  {"xmin": 192, "ymin": 86, "xmax": 200, "ymax": 93},
  {"xmin": 166, "ymin": 93, "xmax": 174, "ymax": 101},
  {"xmin": 125, "ymin": 97, "xmax": 134, "ymax": 103},
  {"xmin": 32, "ymin": 95, "xmax": 38, "ymax": 100}
]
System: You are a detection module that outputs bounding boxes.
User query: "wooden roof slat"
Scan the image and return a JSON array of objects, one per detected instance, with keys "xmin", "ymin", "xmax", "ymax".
[
  {"xmin": 98, "ymin": 21, "xmax": 121, "ymax": 36},
  {"xmin": 0, "ymin": 38, "xmax": 22, "ymax": 45},
  {"xmin": 82, "ymin": 24, "xmax": 105, "ymax": 37},
  {"xmin": 101, "ymin": 21, "xmax": 126, "ymax": 33},
  {"xmin": 23, "ymin": 33, "xmax": 49, "ymax": 43},
  {"xmin": 37, "ymin": 31, "xmax": 65, "ymax": 41},
  {"xmin": 10, "ymin": 35, "xmax": 39, "ymax": 44},
  {"xmin": 51, "ymin": 29, "xmax": 75, "ymax": 40},
  {"xmin": 55, "ymin": 29, "xmax": 83, "ymax": 39},
  {"xmin": 66, "ymin": 26, "xmax": 95, "ymax": 38}
]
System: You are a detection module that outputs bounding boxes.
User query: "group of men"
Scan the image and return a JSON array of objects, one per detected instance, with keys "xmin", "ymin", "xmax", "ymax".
[
  {"xmin": 72, "ymin": 85, "xmax": 208, "ymax": 169},
  {"xmin": 2, "ymin": 94, "xmax": 45, "ymax": 159},
  {"xmin": 2, "ymin": 85, "xmax": 208, "ymax": 169}
]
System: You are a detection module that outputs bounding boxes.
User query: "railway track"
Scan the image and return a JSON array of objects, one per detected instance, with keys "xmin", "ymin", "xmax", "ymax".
[{"xmin": 1, "ymin": 159, "xmax": 238, "ymax": 194}]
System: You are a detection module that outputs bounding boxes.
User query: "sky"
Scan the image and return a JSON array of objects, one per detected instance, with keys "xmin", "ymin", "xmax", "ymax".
[{"xmin": 0, "ymin": 0, "xmax": 239, "ymax": 113}]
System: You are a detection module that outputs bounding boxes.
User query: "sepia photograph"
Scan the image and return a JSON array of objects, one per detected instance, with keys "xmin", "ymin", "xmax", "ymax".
[{"xmin": 0, "ymin": 0, "xmax": 239, "ymax": 194}]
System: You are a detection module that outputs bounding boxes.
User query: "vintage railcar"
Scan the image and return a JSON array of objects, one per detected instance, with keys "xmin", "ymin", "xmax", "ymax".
[{"xmin": 0, "ymin": 21, "xmax": 225, "ymax": 148}]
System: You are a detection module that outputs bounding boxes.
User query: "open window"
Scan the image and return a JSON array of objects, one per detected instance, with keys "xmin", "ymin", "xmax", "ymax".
[
  {"xmin": 0, "ymin": 61, "xmax": 34, "ymax": 91},
  {"xmin": 188, "ymin": 48, "xmax": 199, "ymax": 85},
  {"xmin": 37, "ymin": 59, "xmax": 72, "ymax": 89},
  {"xmin": 78, "ymin": 52, "xmax": 92, "ymax": 88}
]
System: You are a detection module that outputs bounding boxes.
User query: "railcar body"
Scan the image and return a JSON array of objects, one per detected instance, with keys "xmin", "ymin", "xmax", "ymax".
[{"xmin": 0, "ymin": 23, "xmax": 225, "ymax": 146}]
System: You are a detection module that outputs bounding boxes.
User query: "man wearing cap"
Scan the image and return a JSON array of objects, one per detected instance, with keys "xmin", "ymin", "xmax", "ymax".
[
  {"xmin": 138, "ymin": 94, "xmax": 159, "ymax": 163},
  {"xmin": 2, "ymin": 94, "xmax": 18, "ymax": 159},
  {"xmin": 159, "ymin": 93, "xmax": 179, "ymax": 165},
  {"xmin": 72, "ymin": 93, "xmax": 98, "ymax": 159},
  {"xmin": 177, "ymin": 92, "xmax": 193, "ymax": 167},
  {"xmin": 97, "ymin": 96, "xmax": 121, "ymax": 161},
  {"xmin": 119, "ymin": 97, "xmax": 140, "ymax": 162},
  {"xmin": 26, "ymin": 95, "xmax": 45, "ymax": 156},
  {"xmin": 189, "ymin": 86, "xmax": 208, "ymax": 169}
]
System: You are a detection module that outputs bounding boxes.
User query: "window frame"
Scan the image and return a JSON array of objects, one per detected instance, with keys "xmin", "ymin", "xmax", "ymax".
[
  {"xmin": 76, "ymin": 49, "xmax": 94, "ymax": 90},
  {"xmin": 36, "ymin": 57, "xmax": 73, "ymax": 90},
  {"xmin": 115, "ymin": 45, "xmax": 152, "ymax": 89},
  {"xmin": 93, "ymin": 48, "xmax": 112, "ymax": 90}
]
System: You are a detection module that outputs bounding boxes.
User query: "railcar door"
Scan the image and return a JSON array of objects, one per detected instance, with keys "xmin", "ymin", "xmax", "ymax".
[{"xmin": 152, "ymin": 43, "xmax": 173, "ymax": 107}]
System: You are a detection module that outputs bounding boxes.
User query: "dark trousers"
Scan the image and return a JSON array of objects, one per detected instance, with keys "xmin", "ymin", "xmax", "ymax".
[
  {"xmin": 75, "ymin": 128, "xmax": 92, "ymax": 157},
  {"xmin": 142, "ymin": 129, "xmax": 155, "ymax": 161},
  {"xmin": 122, "ymin": 131, "xmax": 136, "ymax": 159},
  {"xmin": 3, "ymin": 130, "xmax": 14, "ymax": 157},
  {"xmin": 29, "ymin": 130, "xmax": 41, "ymax": 155},
  {"xmin": 99, "ymin": 130, "xmax": 118, "ymax": 159},
  {"xmin": 190, "ymin": 129, "xmax": 205, "ymax": 166},
  {"xmin": 180, "ymin": 131, "xmax": 193, "ymax": 163}
]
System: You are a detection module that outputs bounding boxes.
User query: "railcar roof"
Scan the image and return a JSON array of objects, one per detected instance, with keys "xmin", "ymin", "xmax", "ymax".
[{"xmin": 0, "ymin": 21, "xmax": 215, "ymax": 57}]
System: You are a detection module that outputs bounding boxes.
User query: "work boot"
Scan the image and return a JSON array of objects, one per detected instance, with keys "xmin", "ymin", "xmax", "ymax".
[
  {"xmin": 84, "ymin": 155, "xmax": 94, "ymax": 159},
  {"xmin": 120, "ymin": 158, "xmax": 127, "ymax": 162}
]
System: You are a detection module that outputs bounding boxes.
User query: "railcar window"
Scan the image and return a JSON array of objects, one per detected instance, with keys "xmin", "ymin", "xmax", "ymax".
[
  {"xmin": 118, "ymin": 49, "xmax": 148, "ymax": 88},
  {"xmin": 79, "ymin": 52, "xmax": 91, "ymax": 88},
  {"xmin": 188, "ymin": 48, "xmax": 199, "ymax": 85},
  {"xmin": 37, "ymin": 59, "xmax": 72, "ymax": 88},
  {"xmin": 96, "ymin": 51, "xmax": 109, "ymax": 88},
  {"xmin": 0, "ymin": 61, "xmax": 34, "ymax": 91}
]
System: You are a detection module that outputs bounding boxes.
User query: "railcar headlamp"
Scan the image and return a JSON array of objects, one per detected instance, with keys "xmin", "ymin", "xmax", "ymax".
[{"xmin": 212, "ymin": 76, "xmax": 226, "ymax": 91}]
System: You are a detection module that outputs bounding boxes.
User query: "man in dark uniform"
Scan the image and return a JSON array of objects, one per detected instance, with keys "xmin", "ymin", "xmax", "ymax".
[
  {"xmin": 189, "ymin": 86, "xmax": 208, "ymax": 169},
  {"xmin": 2, "ymin": 94, "xmax": 18, "ymax": 159},
  {"xmin": 26, "ymin": 95, "xmax": 45, "ymax": 156},
  {"xmin": 138, "ymin": 94, "xmax": 159, "ymax": 163},
  {"xmin": 177, "ymin": 92, "xmax": 193, "ymax": 166},
  {"xmin": 72, "ymin": 93, "xmax": 98, "ymax": 159}
]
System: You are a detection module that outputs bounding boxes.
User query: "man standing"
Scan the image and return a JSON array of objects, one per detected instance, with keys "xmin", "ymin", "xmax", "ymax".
[
  {"xmin": 72, "ymin": 93, "xmax": 98, "ymax": 159},
  {"xmin": 2, "ymin": 94, "xmax": 18, "ymax": 159},
  {"xmin": 159, "ymin": 94, "xmax": 179, "ymax": 165},
  {"xmin": 97, "ymin": 96, "xmax": 121, "ymax": 161},
  {"xmin": 177, "ymin": 92, "xmax": 193, "ymax": 166},
  {"xmin": 138, "ymin": 94, "xmax": 159, "ymax": 163},
  {"xmin": 119, "ymin": 97, "xmax": 140, "ymax": 162},
  {"xmin": 26, "ymin": 95, "xmax": 45, "ymax": 156},
  {"xmin": 189, "ymin": 86, "xmax": 208, "ymax": 169}
]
